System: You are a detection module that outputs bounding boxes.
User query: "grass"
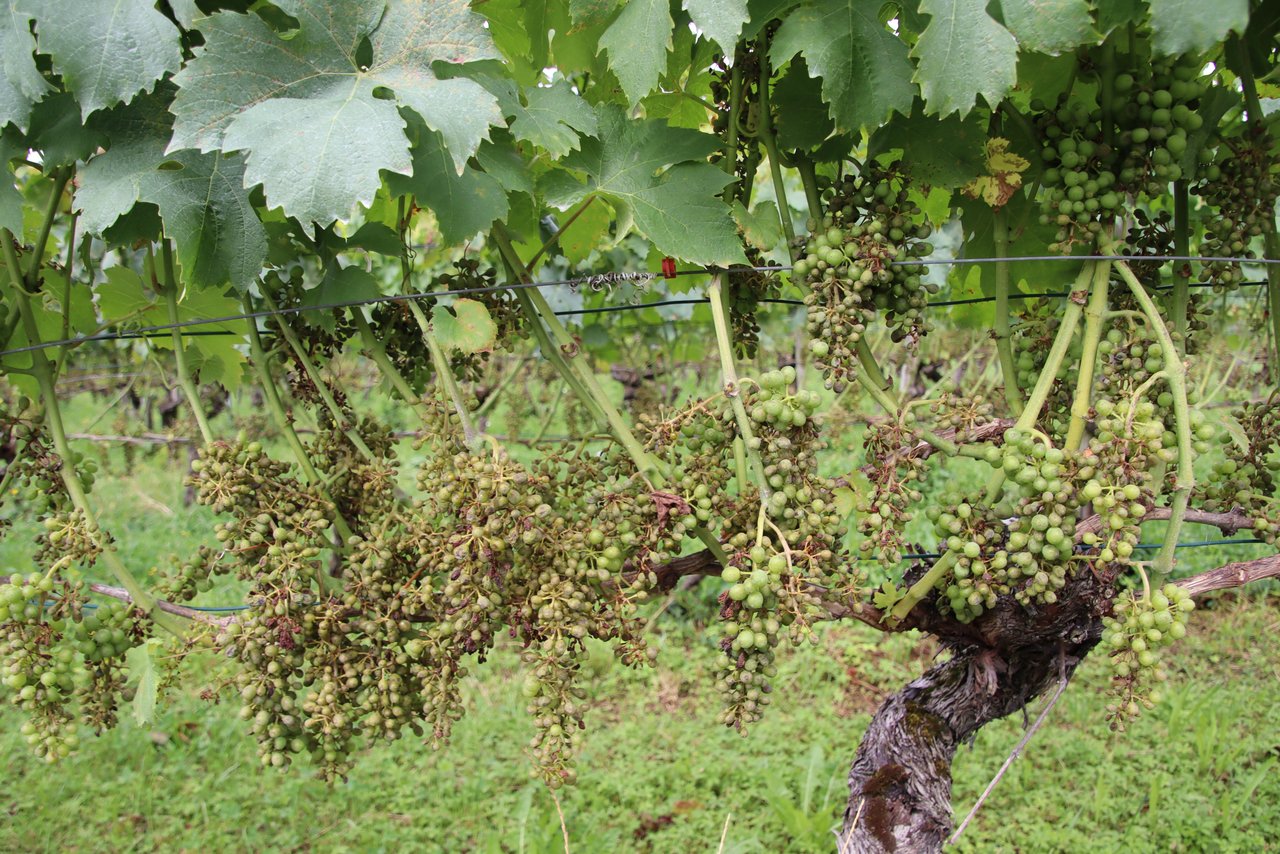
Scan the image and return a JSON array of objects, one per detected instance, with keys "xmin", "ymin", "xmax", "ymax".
[{"xmin": 1, "ymin": 385, "xmax": 1277, "ymax": 852}]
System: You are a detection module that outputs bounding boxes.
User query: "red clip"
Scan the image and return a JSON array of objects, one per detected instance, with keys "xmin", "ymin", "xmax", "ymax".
[{"xmin": 660, "ymin": 257, "xmax": 677, "ymax": 279}]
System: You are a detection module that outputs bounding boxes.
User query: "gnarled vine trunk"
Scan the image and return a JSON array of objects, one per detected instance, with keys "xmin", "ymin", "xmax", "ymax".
[{"xmin": 837, "ymin": 569, "xmax": 1113, "ymax": 853}]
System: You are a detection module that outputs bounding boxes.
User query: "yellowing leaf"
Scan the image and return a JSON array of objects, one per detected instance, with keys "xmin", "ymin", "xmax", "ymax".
[{"xmin": 962, "ymin": 137, "xmax": 1030, "ymax": 209}]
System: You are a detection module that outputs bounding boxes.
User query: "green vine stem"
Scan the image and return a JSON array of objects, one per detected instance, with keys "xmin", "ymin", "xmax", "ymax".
[
  {"xmin": 241, "ymin": 296, "xmax": 354, "ymax": 553},
  {"xmin": 492, "ymin": 223, "xmax": 730, "ymax": 566},
  {"xmin": 25, "ymin": 169, "xmax": 71, "ymax": 284},
  {"xmin": 1065, "ymin": 261, "xmax": 1113, "ymax": 450},
  {"xmin": 257, "ymin": 289, "xmax": 376, "ymax": 461},
  {"xmin": 796, "ymin": 157, "xmax": 823, "ymax": 223},
  {"xmin": 708, "ymin": 273, "xmax": 770, "ymax": 499},
  {"xmin": 158, "ymin": 240, "xmax": 214, "ymax": 445},
  {"xmin": 1110, "ymin": 255, "xmax": 1195, "ymax": 586},
  {"xmin": 888, "ymin": 262, "xmax": 1097, "ymax": 625},
  {"xmin": 854, "ymin": 338, "xmax": 894, "ymax": 402},
  {"xmin": 755, "ymin": 33, "xmax": 797, "ymax": 259},
  {"xmin": 1265, "ymin": 229, "xmax": 1280, "ymax": 384},
  {"xmin": 1171, "ymin": 180, "xmax": 1191, "ymax": 344},
  {"xmin": 404, "ymin": 298, "xmax": 480, "ymax": 445},
  {"xmin": 2, "ymin": 230, "xmax": 186, "ymax": 635},
  {"xmin": 993, "ymin": 207, "xmax": 1024, "ymax": 415},
  {"xmin": 722, "ymin": 63, "xmax": 743, "ymax": 190},
  {"xmin": 492, "ymin": 223, "xmax": 661, "ymax": 483}
]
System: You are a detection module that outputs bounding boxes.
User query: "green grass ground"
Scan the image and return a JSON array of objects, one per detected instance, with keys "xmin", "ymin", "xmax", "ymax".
[{"xmin": 1, "ymin": 396, "xmax": 1277, "ymax": 853}]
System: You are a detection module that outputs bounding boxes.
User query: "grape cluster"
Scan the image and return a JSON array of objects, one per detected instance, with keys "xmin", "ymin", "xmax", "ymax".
[
  {"xmin": 712, "ymin": 367, "xmax": 855, "ymax": 729},
  {"xmin": 727, "ymin": 252, "xmax": 782, "ymax": 358},
  {"xmin": 858, "ymin": 419, "xmax": 925, "ymax": 568},
  {"xmin": 795, "ymin": 167, "xmax": 935, "ymax": 390},
  {"xmin": 1197, "ymin": 393, "xmax": 1280, "ymax": 544},
  {"xmin": 1192, "ymin": 130, "xmax": 1279, "ymax": 290},
  {"xmin": 1035, "ymin": 55, "xmax": 1207, "ymax": 249},
  {"xmin": 1102, "ymin": 584, "xmax": 1194, "ymax": 730}
]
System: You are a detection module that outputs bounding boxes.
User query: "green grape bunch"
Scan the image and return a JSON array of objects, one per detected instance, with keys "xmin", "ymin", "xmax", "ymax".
[{"xmin": 793, "ymin": 166, "xmax": 936, "ymax": 391}]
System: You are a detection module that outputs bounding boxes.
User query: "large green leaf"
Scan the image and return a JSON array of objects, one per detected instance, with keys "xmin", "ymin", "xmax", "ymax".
[
  {"xmin": 0, "ymin": 4, "xmax": 51, "ymax": 131},
  {"xmin": 387, "ymin": 126, "xmax": 509, "ymax": 245},
  {"xmin": 684, "ymin": 0, "xmax": 749, "ymax": 50},
  {"xmin": 771, "ymin": 0, "xmax": 915, "ymax": 134},
  {"xmin": 772, "ymin": 58, "xmax": 835, "ymax": 151},
  {"xmin": 169, "ymin": 0, "xmax": 502, "ymax": 226},
  {"xmin": 222, "ymin": 91, "xmax": 411, "ymax": 229},
  {"xmin": 913, "ymin": 0, "xmax": 1018, "ymax": 117},
  {"xmin": 997, "ymin": 0, "xmax": 1094, "ymax": 55},
  {"xmin": 1148, "ymin": 0, "xmax": 1249, "ymax": 55},
  {"xmin": 19, "ymin": 0, "xmax": 182, "ymax": 119},
  {"xmin": 79, "ymin": 96, "xmax": 267, "ymax": 291},
  {"xmin": 1094, "ymin": 0, "xmax": 1146, "ymax": 35},
  {"xmin": 598, "ymin": 0, "xmax": 673, "ymax": 106},
  {"xmin": 544, "ymin": 106, "xmax": 745, "ymax": 265},
  {"xmin": 869, "ymin": 109, "xmax": 987, "ymax": 188},
  {"xmin": 508, "ymin": 80, "xmax": 599, "ymax": 159}
]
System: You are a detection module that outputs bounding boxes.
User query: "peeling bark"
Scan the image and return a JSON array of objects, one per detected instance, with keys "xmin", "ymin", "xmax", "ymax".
[{"xmin": 838, "ymin": 568, "xmax": 1114, "ymax": 853}]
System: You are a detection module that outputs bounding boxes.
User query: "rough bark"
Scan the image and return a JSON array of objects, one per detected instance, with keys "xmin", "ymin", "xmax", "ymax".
[
  {"xmin": 837, "ymin": 565, "xmax": 1112, "ymax": 853},
  {"xmin": 835, "ymin": 549, "xmax": 1280, "ymax": 853}
]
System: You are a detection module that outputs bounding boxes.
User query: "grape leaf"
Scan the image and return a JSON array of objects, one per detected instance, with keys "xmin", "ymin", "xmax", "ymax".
[
  {"xmin": 0, "ymin": 130, "xmax": 23, "ymax": 235},
  {"xmin": 27, "ymin": 92, "xmax": 108, "ymax": 167},
  {"xmin": 168, "ymin": 0, "xmax": 201, "ymax": 29},
  {"xmin": 433, "ymin": 298, "xmax": 497, "ymax": 354},
  {"xmin": 223, "ymin": 92, "xmax": 411, "ymax": 230},
  {"xmin": 1094, "ymin": 0, "xmax": 1146, "ymax": 35},
  {"xmin": 684, "ymin": 0, "xmax": 749, "ymax": 50},
  {"xmin": 773, "ymin": 58, "xmax": 835, "ymax": 152},
  {"xmin": 570, "ymin": 0, "xmax": 622, "ymax": 31},
  {"xmin": 1148, "ymin": 0, "xmax": 1249, "ymax": 55},
  {"xmin": 125, "ymin": 641, "xmax": 160, "ymax": 727},
  {"xmin": 598, "ymin": 0, "xmax": 673, "ymax": 106},
  {"xmin": 509, "ymin": 80, "xmax": 599, "ymax": 159},
  {"xmin": 557, "ymin": 197, "xmax": 612, "ymax": 263},
  {"xmin": 912, "ymin": 0, "xmax": 1018, "ymax": 117},
  {"xmin": 477, "ymin": 134, "xmax": 536, "ymax": 196},
  {"xmin": 386, "ymin": 126, "xmax": 509, "ymax": 245},
  {"xmin": 997, "ymin": 0, "xmax": 1094, "ymax": 55},
  {"xmin": 544, "ymin": 106, "xmax": 746, "ymax": 265},
  {"xmin": 78, "ymin": 95, "xmax": 267, "ymax": 291},
  {"xmin": 731, "ymin": 200, "xmax": 784, "ymax": 252},
  {"xmin": 19, "ymin": 0, "xmax": 182, "ymax": 119},
  {"xmin": 0, "ymin": 4, "xmax": 51, "ymax": 131},
  {"xmin": 869, "ymin": 109, "xmax": 987, "ymax": 188},
  {"xmin": 771, "ymin": 0, "xmax": 915, "ymax": 134},
  {"xmin": 169, "ymin": 0, "xmax": 502, "ymax": 226}
]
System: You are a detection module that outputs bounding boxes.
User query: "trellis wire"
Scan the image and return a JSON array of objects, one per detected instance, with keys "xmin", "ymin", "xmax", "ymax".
[
  {"xmin": 0, "ymin": 257, "xmax": 1269, "ymax": 358},
  {"xmin": 62, "ymin": 536, "xmax": 1268, "ymax": 613}
]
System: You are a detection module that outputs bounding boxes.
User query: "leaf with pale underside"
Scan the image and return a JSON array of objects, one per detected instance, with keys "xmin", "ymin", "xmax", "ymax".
[
  {"xmin": 0, "ymin": 3, "xmax": 51, "ymax": 131},
  {"xmin": 168, "ymin": 0, "xmax": 502, "ymax": 226},
  {"xmin": 19, "ymin": 0, "xmax": 182, "ymax": 119}
]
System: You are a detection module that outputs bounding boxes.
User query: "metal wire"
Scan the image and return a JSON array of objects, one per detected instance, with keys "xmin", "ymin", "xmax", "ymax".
[
  {"xmin": 0, "ymin": 259, "xmax": 1267, "ymax": 357},
  {"xmin": 62, "ymin": 535, "xmax": 1269, "ymax": 614}
]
